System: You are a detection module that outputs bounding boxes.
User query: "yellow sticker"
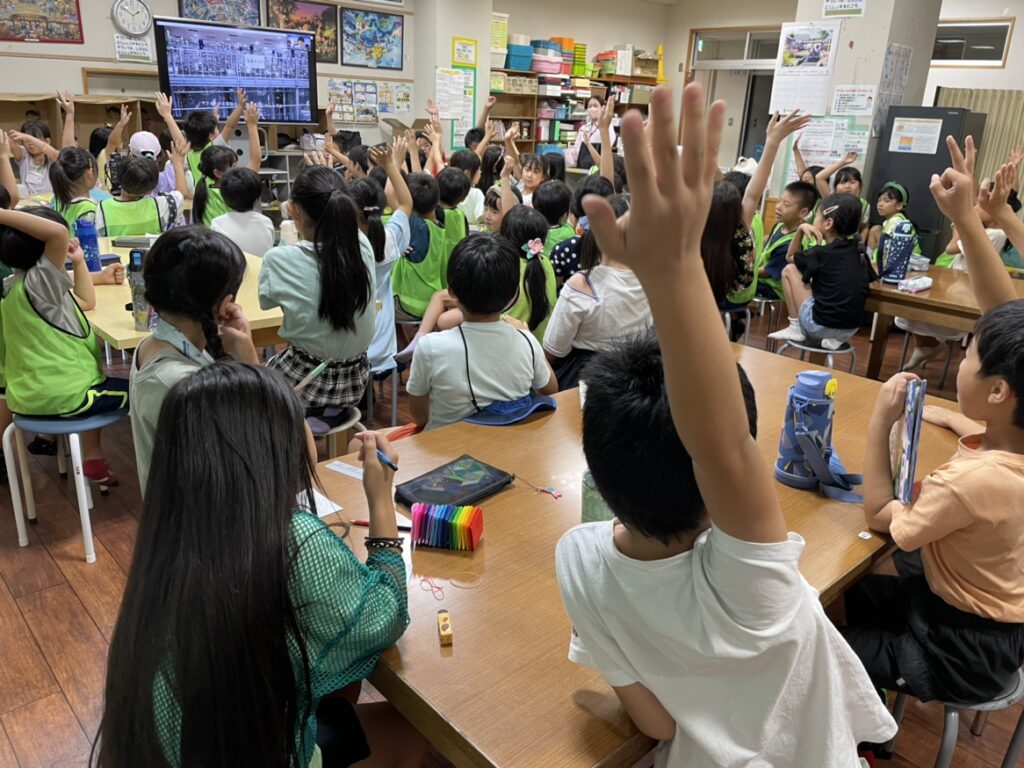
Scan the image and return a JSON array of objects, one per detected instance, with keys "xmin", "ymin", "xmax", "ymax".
[{"xmin": 824, "ymin": 378, "xmax": 838, "ymax": 399}]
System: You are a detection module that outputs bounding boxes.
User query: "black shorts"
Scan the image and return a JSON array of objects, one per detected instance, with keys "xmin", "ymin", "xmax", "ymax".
[
  {"xmin": 64, "ymin": 377, "xmax": 130, "ymax": 418},
  {"xmin": 316, "ymin": 696, "xmax": 371, "ymax": 767}
]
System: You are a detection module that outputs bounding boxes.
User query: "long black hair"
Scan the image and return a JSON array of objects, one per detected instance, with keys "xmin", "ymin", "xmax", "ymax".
[
  {"xmin": 701, "ymin": 181, "xmax": 745, "ymax": 304},
  {"xmin": 479, "ymin": 145, "xmax": 504, "ymax": 192},
  {"xmin": 346, "ymin": 177, "xmax": 387, "ymax": 263},
  {"xmin": 95, "ymin": 362, "xmax": 317, "ymax": 768},
  {"xmin": 290, "ymin": 166, "xmax": 371, "ymax": 331},
  {"xmin": 142, "ymin": 226, "xmax": 247, "ymax": 358},
  {"xmin": 193, "ymin": 145, "xmax": 237, "ymax": 226},
  {"xmin": 580, "ymin": 194, "xmax": 631, "ymax": 273},
  {"xmin": 50, "ymin": 147, "xmax": 97, "ymax": 208},
  {"xmin": 500, "ymin": 205, "xmax": 551, "ymax": 331}
]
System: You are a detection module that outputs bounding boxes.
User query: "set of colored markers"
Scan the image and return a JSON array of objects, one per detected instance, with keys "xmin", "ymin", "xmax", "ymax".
[{"xmin": 410, "ymin": 503, "xmax": 484, "ymax": 551}]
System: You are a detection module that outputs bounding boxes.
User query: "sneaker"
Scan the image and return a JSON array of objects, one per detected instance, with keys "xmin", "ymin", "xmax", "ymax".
[
  {"xmin": 27, "ymin": 436, "xmax": 57, "ymax": 456},
  {"xmin": 83, "ymin": 458, "xmax": 119, "ymax": 487},
  {"xmin": 821, "ymin": 337, "xmax": 845, "ymax": 351},
  {"xmin": 768, "ymin": 324, "xmax": 807, "ymax": 343}
]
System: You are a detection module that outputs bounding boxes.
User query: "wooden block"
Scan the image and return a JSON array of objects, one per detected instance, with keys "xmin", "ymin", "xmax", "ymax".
[
  {"xmin": 1, "ymin": 693, "xmax": 91, "ymax": 768},
  {"xmin": 0, "ymin": 580, "xmax": 57, "ymax": 715},
  {"xmin": 437, "ymin": 609, "xmax": 452, "ymax": 646},
  {"xmin": 18, "ymin": 584, "xmax": 110, "ymax": 736}
]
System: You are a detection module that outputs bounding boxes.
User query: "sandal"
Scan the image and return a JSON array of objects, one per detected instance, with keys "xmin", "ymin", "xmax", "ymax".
[
  {"xmin": 27, "ymin": 436, "xmax": 57, "ymax": 456},
  {"xmin": 83, "ymin": 458, "xmax": 119, "ymax": 488}
]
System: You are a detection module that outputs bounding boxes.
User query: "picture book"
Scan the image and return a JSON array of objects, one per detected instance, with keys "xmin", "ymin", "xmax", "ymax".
[{"xmin": 891, "ymin": 378, "xmax": 927, "ymax": 503}]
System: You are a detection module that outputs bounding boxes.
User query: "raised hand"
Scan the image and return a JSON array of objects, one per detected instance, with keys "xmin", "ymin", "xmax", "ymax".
[
  {"xmin": 841, "ymin": 150, "xmax": 858, "ymax": 165},
  {"xmin": 56, "ymin": 90, "xmax": 75, "ymax": 114},
  {"xmin": 425, "ymin": 98, "xmax": 439, "ymax": 117},
  {"xmin": 235, "ymin": 87, "xmax": 247, "ymax": 109},
  {"xmin": 244, "ymin": 102, "xmax": 260, "ymax": 124},
  {"xmin": 391, "ymin": 134, "xmax": 408, "ymax": 166},
  {"xmin": 170, "ymin": 139, "xmax": 190, "ymax": 165},
  {"xmin": 117, "ymin": 103, "xmax": 132, "ymax": 127},
  {"xmin": 485, "ymin": 95, "xmax": 497, "ymax": 110},
  {"xmin": 370, "ymin": 143, "xmax": 393, "ymax": 169},
  {"xmin": 598, "ymin": 96, "xmax": 616, "ymax": 133},
  {"xmin": 155, "ymin": 92, "xmax": 174, "ymax": 119},
  {"xmin": 504, "ymin": 123, "xmax": 520, "ymax": 142},
  {"xmin": 930, "ymin": 135, "xmax": 979, "ymax": 223},
  {"xmin": 978, "ymin": 162, "xmax": 1018, "ymax": 221},
  {"xmin": 499, "ymin": 154, "xmax": 513, "ymax": 180},
  {"xmin": 304, "ymin": 150, "xmax": 333, "ymax": 168},
  {"xmin": 0, "ymin": 130, "xmax": 10, "ymax": 158},
  {"xmin": 765, "ymin": 110, "xmax": 811, "ymax": 145}
]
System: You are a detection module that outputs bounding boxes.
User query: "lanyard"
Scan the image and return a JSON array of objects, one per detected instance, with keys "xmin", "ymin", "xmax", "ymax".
[{"xmin": 152, "ymin": 316, "xmax": 215, "ymax": 367}]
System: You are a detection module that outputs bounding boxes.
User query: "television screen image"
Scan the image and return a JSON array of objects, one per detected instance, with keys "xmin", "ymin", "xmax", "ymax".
[{"xmin": 155, "ymin": 17, "xmax": 318, "ymax": 125}]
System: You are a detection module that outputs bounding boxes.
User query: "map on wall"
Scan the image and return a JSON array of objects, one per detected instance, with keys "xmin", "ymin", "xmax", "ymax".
[
  {"xmin": 179, "ymin": 0, "xmax": 261, "ymax": 27},
  {"xmin": 0, "ymin": 0, "xmax": 83, "ymax": 44},
  {"xmin": 341, "ymin": 8, "xmax": 404, "ymax": 70}
]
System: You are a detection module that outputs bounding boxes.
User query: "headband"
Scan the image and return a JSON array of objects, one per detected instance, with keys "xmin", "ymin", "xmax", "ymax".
[{"xmin": 881, "ymin": 181, "xmax": 909, "ymax": 204}]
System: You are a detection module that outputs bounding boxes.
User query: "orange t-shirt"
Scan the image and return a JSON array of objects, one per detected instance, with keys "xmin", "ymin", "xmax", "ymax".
[{"xmin": 889, "ymin": 433, "xmax": 1024, "ymax": 623}]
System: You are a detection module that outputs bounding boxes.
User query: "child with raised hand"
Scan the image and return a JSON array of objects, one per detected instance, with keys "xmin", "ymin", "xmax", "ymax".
[
  {"xmin": 9, "ymin": 121, "xmax": 58, "ymax": 195},
  {"xmin": 543, "ymin": 194, "xmax": 650, "ymax": 389},
  {"xmin": 436, "ymin": 166, "xmax": 470, "ymax": 252},
  {"xmin": 49, "ymin": 147, "xmax": 100, "ymax": 229},
  {"xmin": 392, "ymin": 172, "xmax": 449, "ymax": 321},
  {"xmin": 0, "ymin": 207, "xmax": 127, "ymax": 486},
  {"xmin": 815, "ymin": 151, "xmax": 869, "ymax": 240},
  {"xmin": 849, "ymin": 137, "xmax": 1024, "ymax": 711},
  {"xmin": 756, "ymin": 180, "xmax": 818, "ymax": 301},
  {"xmin": 515, "ymin": 152, "xmax": 546, "ymax": 207},
  {"xmin": 555, "ymin": 82, "xmax": 895, "ymax": 767},
  {"xmin": 767, "ymin": 193, "xmax": 874, "ymax": 350},
  {"xmin": 158, "ymin": 88, "xmax": 248, "ymax": 194},
  {"xmin": 550, "ymin": 174, "xmax": 614, "ymax": 281},
  {"xmin": 129, "ymin": 226, "xmax": 257, "ymax": 491},
  {"xmin": 96, "ymin": 151, "xmax": 187, "ymax": 237},
  {"xmin": 500, "ymin": 205, "xmax": 558, "ymax": 342},
  {"xmin": 0, "ymin": 130, "xmax": 20, "ymax": 209},
  {"xmin": 210, "ymin": 167, "xmax": 274, "ymax": 257},
  {"xmin": 100, "ymin": 364, "xmax": 427, "ymax": 768},
  {"xmin": 260, "ymin": 166, "xmax": 375, "ymax": 412}
]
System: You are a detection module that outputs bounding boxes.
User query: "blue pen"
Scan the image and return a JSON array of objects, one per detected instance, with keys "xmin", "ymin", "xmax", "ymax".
[{"xmin": 376, "ymin": 449, "xmax": 399, "ymax": 472}]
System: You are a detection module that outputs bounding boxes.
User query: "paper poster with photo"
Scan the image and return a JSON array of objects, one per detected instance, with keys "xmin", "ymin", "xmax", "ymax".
[
  {"xmin": 823, "ymin": 0, "xmax": 866, "ymax": 17},
  {"xmin": 783, "ymin": 116, "xmax": 869, "ymax": 182},
  {"xmin": 831, "ymin": 84, "xmax": 877, "ymax": 116},
  {"xmin": 769, "ymin": 21, "xmax": 842, "ymax": 116}
]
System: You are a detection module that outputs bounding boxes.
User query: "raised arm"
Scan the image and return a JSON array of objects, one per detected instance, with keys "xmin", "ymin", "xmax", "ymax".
[
  {"xmin": 597, "ymin": 97, "xmax": 616, "ymax": 186},
  {"xmin": 934, "ymin": 136, "xmax": 1016, "ymax": 311},
  {"xmin": 9, "ymin": 131, "xmax": 58, "ymax": 163},
  {"xmin": 371, "ymin": 138, "xmax": 413, "ymax": 217},
  {"xmin": 792, "ymin": 135, "xmax": 807, "ymax": 179},
  {"xmin": 743, "ymin": 111, "xmax": 811, "ymax": 229},
  {"xmin": 980, "ymin": 161, "xmax": 1024, "ymax": 266},
  {"xmin": 500, "ymin": 156, "xmax": 517, "ymax": 214},
  {"xmin": 503, "ymin": 125, "xmax": 522, "ymax": 180},
  {"xmin": 155, "ymin": 92, "xmax": 187, "ymax": 150},
  {"xmin": 170, "ymin": 139, "xmax": 191, "ymax": 199},
  {"xmin": 66, "ymin": 237, "xmax": 96, "ymax": 310},
  {"xmin": 815, "ymin": 151, "xmax": 857, "ymax": 200},
  {"xmin": 477, "ymin": 95, "xmax": 496, "ymax": 129},
  {"xmin": 56, "ymin": 91, "xmax": 77, "ymax": 149},
  {"xmin": 219, "ymin": 88, "xmax": 247, "ymax": 143},
  {"xmin": 422, "ymin": 118, "xmax": 444, "ymax": 174},
  {"xmin": 105, "ymin": 104, "xmax": 132, "ymax": 159},
  {"xmin": 0, "ymin": 131, "xmax": 20, "ymax": 208},
  {"xmin": 475, "ymin": 120, "xmax": 496, "ymax": 162},
  {"xmin": 244, "ymin": 102, "xmax": 262, "ymax": 171},
  {"xmin": 0, "ymin": 208, "xmax": 69, "ymax": 269},
  {"xmin": 583, "ymin": 83, "xmax": 785, "ymax": 544},
  {"xmin": 404, "ymin": 128, "xmax": 422, "ymax": 173}
]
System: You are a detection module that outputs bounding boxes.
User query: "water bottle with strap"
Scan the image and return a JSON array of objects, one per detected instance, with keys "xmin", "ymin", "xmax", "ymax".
[{"xmin": 878, "ymin": 220, "xmax": 918, "ymax": 283}]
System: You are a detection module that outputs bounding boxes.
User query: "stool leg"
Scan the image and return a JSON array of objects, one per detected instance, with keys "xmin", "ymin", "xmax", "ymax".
[
  {"xmin": 1000, "ymin": 708, "xmax": 1024, "ymax": 768},
  {"xmin": 68, "ymin": 433, "xmax": 96, "ymax": 564},
  {"xmin": 971, "ymin": 710, "xmax": 989, "ymax": 737},
  {"xmin": 391, "ymin": 369, "xmax": 399, "ymax": 428},
  {"xmin": 899, "ymin": 331, "xmax": 910, "ymax": 371},
  {"xmin": 870, "ymin": 312, "xmax": 879, "ymax": 342},
  {"xmin": 883, "ymin": 693, "xmax": 910, "ymax": 754},
  {"xmin": 13, "ymin": 428, "xmax": 36, "ymax": 523},
  {"xmin": 3, "ymin": 425, "xmax": 28, "ymax": 547},
  {"xmin": 939, "ymin": 342, "xmax": 955, "ymax": 390},
  {"xmin": 103, "ymin": 342, "xmax": 112, "ymax": 366},
  {"xmin": 56, "ymin": 434, "xmax": 67, "ymax": 478},
  {"xmin": 850, "ymin": 348, "xmax": 858, "ymax": 375},
  {"xmin": 935, "ymin": 707, "xmax": 959, "ymax": 768}
]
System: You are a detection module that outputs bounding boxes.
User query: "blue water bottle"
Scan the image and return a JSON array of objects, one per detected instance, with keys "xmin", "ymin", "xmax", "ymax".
[{"xmin": 75, "ymin": 217, "xmax": 102, "ymax": 273}]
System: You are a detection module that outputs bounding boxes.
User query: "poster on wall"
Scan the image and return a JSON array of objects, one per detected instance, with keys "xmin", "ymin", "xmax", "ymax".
[
  {"xmin": 822, "ymin": 0, "xmax": 866, "ymax": 18},
  {"xmin": 783, "ymin": 117, "xmax": 869, "ymax": 182},
  {"xmin": 268, "ymin": 0, "xmax": 338, "ymax": 64},
  {"xmin": 378, "ymin": 82, "xmax": 412, "ymax": 114},
  {"xmin": 831, "ymin": 84, "xmax": 877, "ymax": 116},
  {"xmin": 328, "ymin": 78, "xmax": 381, "ymax": 123},
  {"xmin": 178, "ymin": 0, "xmax": 260, "ymax": 26},
  {"xmin": 0, "ymin": 0, "xmax": 83, "ymax": 44},
  {"xmin": 769, "ymin": 21, "xmax": 842, "ymax": 116},
  {"xmin": 873, "ymin": 43, "xmax": 913, "ymax": 137},
  {"xmin": 889, "ymin": 117, "xmax": 943, "ymax": 155},
  {"xmin": 341, "ymin": 8, "xmax": 404, "ymax": 70}
]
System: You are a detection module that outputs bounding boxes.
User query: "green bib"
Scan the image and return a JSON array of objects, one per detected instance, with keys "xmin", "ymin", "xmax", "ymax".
[
  {"xmin": 392, "ymin": 219, "xmax": 450, "ymax": 317},
  {"xmin": 758, "ymin": 221, "xmax": 796, "ymax": 300},
  {"xmin": 186, "ymin": 142, "xmax": 212, "ymax": 188},
  {"xmin": 99, "ymin": 197, "xmax": 161, "ymax": 237},
  {"xmin": 199, "ymin": 184, "xmax": 231, "ymax": 227},
  {"xmin": 545, "ymin": 223, "xmax": 576, "ymax": 257},
  {"xmin": 443, "ymin": 207, "xmax": 468, "ymax": 253},
  {"xmin": 54, "ymin": 197, "xmax": 97, "ymax": 232},
  {"xmin": 506, "ymin": 255, "xmax": 558, "ymax": 342},
  {"xmin": 1, "ymin": 276, "xmax": 101, "ymax": 415}
]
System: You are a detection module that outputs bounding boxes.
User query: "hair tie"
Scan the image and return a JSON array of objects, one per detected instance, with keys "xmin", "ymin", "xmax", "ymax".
[
  {"xmin": 522, "ymin": 238, "xmax": 544, "ymax": 260},
  {"xmin": 363, "ymin": 205, "xmax": 380, "ymax": 213}
]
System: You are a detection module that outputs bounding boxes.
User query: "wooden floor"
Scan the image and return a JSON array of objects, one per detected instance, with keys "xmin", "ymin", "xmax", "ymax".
[{"xmin": 0, "ymin": 316, "xmax": 1017, "ymax": 768}]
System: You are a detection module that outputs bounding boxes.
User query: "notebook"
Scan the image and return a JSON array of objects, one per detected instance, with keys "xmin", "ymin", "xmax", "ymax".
[
  {"xmin": 394, "ymin": 455, "xmax": 513, "ymax": 508},
  {"xmin": 891, "ymin": 379, "xmax": 927, "ymax": 503}
]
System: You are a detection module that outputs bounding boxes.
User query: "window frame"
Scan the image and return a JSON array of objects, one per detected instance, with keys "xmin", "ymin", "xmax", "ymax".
[{"xmin": 931, "ymin": 17, "xmax": 1015, "ymax": 69}]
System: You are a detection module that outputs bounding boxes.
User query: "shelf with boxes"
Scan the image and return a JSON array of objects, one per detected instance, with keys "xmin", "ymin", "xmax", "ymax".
[{"xmin": 489, "ymin": 68, "xmax": 539, "ymax": 152}]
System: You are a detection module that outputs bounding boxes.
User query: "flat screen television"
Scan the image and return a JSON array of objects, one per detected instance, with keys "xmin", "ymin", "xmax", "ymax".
[{"xmin": 154, "ymin": 16, "xmax": 318, "ymax": 125}]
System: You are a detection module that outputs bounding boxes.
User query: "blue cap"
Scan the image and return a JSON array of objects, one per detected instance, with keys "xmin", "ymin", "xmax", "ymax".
[
  {"xmin": 793, "ymin": 370, "xmax": 834, "ymax": 399},
  {"xmin": 464, "ymin": 393, "xmax": 557, "ymax": 426}
]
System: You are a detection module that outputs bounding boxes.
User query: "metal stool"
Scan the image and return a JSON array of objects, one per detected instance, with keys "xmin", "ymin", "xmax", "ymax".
[
  {"xmin": 750, "ymin": 296, "xmax": 783, "ymax": 351},
  {"xmin": 896, "ymin": 332, "xmax": 962, "ymax": 389},
  {"xmin": 306, "ymin": 405, "xmax": 366, "ymax": 460},
  {"xmin": 4, "ymin": 409, "xmax": 129, "ymax": 564},
  {"xmin": 884, "ymin": 669, "xmax": 1024, "ymax": 768},
  {"xmin": 722, "ymin": 308, "xmax": 752, "ymax": 345},
  {"xmin": 775, "ymin": 339, "xmax": 858, "ymax": 374}
]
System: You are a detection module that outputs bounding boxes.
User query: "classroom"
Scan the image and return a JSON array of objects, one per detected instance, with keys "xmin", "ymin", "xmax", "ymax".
[{"xmin": 0, "ymin": 0, "xmax": 1023, "ymax": 765}]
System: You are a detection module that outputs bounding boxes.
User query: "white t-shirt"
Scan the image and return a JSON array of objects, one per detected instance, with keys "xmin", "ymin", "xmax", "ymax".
[
  {"xmin": 94, "ymin": 191, "xmax": 185, "ymax": 237},
  {"xmin": 406, "ymin": 320, "xmax": 551, "ymax": 431},
  {"xmin": 369, "ymin": 211, "xmax": 411, "ymax": 371},
  {"xmin": 459, "ymin": 187, "xmax": 485, "ymax": 226},
  {"xmin": 211, "ymin": 209, "xmax": 275, "ymax": 257},
  {"xmin": 542, "ymin": 266, "xmax": 651, "ymax": 358},
  {"xmin": 556, "ymin": 522, "xmax": 897, "ymax": 768}
]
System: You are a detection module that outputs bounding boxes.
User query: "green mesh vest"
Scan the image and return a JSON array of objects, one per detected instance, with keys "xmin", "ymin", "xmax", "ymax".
[
  {"xmin": 54, "ymin": 197, "xmax": 97, "ymax": 232},
  {"xmin": 442, "ymin": 207, "xmax": 467, "ymax": 254},
  {"xmin": 545, "ymin": 223, "xmax": 576, "ymax": 257},
  {"xmin": 99, "ymin": 197, "xmax": 161, "ymax": 237},
  {"xmin": 392, "ymin": 219, "xmax": 450, "ymax": 317},
  {"xmin": 1, "ymin": 275, "xmax": 102, "ymax": 415},
  {"xmin": 199, "ymin": 184, "xmax": 231, "ymax": 227}
]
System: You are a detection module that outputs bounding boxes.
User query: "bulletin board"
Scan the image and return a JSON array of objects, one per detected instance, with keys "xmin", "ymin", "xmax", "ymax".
[{"xmin": 436, "ymin": 66, "xmax": 476, "ymax": 153}]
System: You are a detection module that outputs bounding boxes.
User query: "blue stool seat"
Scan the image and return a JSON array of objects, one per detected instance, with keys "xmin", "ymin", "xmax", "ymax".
[{"xmin": 13, "ymin": 409, "xmax": 129, "ymax": 435}]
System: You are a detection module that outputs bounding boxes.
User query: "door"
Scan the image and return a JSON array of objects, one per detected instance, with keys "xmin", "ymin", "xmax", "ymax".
[{"xmin": 740, "ymin": 74, "xmax": 774, "ymax": 161}]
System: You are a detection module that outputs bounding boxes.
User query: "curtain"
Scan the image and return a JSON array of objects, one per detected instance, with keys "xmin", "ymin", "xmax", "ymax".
[{"xmin": 936, "ymin": 86, "xmax": 1024, "ymax": 183}]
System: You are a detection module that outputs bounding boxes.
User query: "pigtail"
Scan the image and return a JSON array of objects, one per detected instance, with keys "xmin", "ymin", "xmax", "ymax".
[
  {"xmin": 49, "ymin": 160, "xmax": 75, "ymax": 209},
  {"xmin": 365, "ymin": 208, "xmax": 385, "ymax": 263},
  {"xmin": 193, "ymin": 176, "xmax": 210, "ymax": 230},
  {"xmin": 49, "ymin": 147, "xmax": 97, "ymax": 210},
  {"xmin": 314, "ymin": 189, "xmax": 371, "ymax": 331},
  {"xmin": 347, "ymin": 177, "xmax": 386, "ymax": 263},
  {"xmin": 199, "ymin": 312, "xmax": 226, "ymax": 359},
  {"xmin": 523, "ymin": 255, "xmax": 550, "ymax": 331}
]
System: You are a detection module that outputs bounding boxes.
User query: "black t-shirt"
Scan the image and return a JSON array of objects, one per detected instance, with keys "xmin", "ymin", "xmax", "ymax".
[{"xmin": 795, "ymin": 237, "xmax": 872, "ymax": 330}]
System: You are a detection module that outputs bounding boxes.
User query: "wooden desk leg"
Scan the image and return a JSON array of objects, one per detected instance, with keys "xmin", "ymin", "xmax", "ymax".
[{"xmin": 867, "ymin": 313, "xmax": 893, "ymax": 380}]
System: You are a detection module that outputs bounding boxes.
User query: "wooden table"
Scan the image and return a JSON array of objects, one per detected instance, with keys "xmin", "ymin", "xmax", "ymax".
[
  {"xmin": 86, "ymin": 237, "xmax": 283, "ymax": 351},
  {"xmin": 315, "ymin": 346, "xmax": 960, "ymax": 768},
  {"xmin": 864, "ymin": 266, "xmax": 1024, "ymax": 380}
]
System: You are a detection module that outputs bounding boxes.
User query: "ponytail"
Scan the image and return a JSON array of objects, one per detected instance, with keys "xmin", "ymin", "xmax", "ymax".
[
  {"xmin": 522, "ymin": 255, "xmax": 550, "ymax": 331},
  {"xmin": 193, "ymin": 176, "xmax": 211, "ymax": 229},
  {"xmin": 290, "ymin": 166, "xmax": 371, "ymax": 332},
  {"xmin": 499, "ymin": 205, "xmax": 552, "ymax": 331},
  {"xmin": 49, "ymin": 147, "xmax": 97, "ymax": 209},
  {"xmin": 346, "ymin": 177, "xmax": 386, "ymax": 263},
  {"xmin": 193, "ymin": 145, "xmax": 238, "ymax": 227}
]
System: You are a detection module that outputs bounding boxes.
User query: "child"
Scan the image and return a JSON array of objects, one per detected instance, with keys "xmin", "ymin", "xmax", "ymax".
[
  {"xmin": 0, "ymin": 130, "xmax": 17, "ymax": 209},
  {"xmin": 210, "ymin": 167, "xmax": 274, "ymax": 257},
  {"xmin": 544, "ymin": 152, "xmax": 566, "ymax": 183},
  {"xmin": 192, "ymin": 104, "xmax": 261, "ymax": 227},
  {"xmin": 543, "ymin": 195, "xmax": 650, "ymax": 389},
  {"xmin": 49, "ymin": 147, "xmax": 99, "ymax": 230},
  {"xmin": 550, "ymin": 174, "xmax": 615, "ymax": 281},
  {"xmin": 448, "ymin": 149, "xmax": 485, "ymax": 225},
  {"xmin": 406, "ymin": 233, "xmax": 557, "ymax": 431},
  {"xmin": 9, "ymin": 121, "xmax": 57, "ymax": 195},
  {"xmin": 157, "ymin": 88, "xmax": 247, "ymax": 194},
  {"xmin": 868, "ymin": 181, "xmax": 921, "ymax": 258},
  {"xmin": 792, "ymin": 134, "xmax": 824, "ymax": 187},
  {"xmin": 555, "ymin": 82, "xmax": 896, "ymax": 767},
  {"xmin": 392, "ymin": 172, "xmax": 449, "ymax": 321},
  {"xmin": 0, "ymin": 207, "xmax": 126, "ymax": 485},
  {"xmin": 815, "ymin": 151, "xmax": 869, "ymax": 240},
  {"xmin": 99, "ymin": 364, "xmax": 426, "ymax": 767},
  {"xmin": 532, "ymin": 180, "xmax": 575, "ymax": 256},
  {"xmin": 482, "ymin": 184, "xmax": 521, "ymax": 233},
  {"xmin": 477, "ymin": 144, "xmax": 505, "ymax": 194},
  {"xmin": 850, "ymin": 139, "xmax": 1024, "ymax": 709},
  {"xmin": 96, "ymin": 153, "xmax": 187, "ymax": 237},
  {"xmin": 514, "ymin": 152, "xmax": 545, "ymax": 207},
  {"xmin": 572, "ymin": 96, "xmax": 615, "ymax": 169},
  {"xmin": 128, "ymin": 227, "xmax": 257, "ymax": 490},
  {"xmin": 500, "ymin": 205, "xmax": 558, "ymax": 342},
  {"xmin": 437, "ymin": 166, "xmax": 470, "ymax": 254},
  {"xmin": 260, "ymin": 166, "xmax": 375, "ymax": 411},
  {"xmin": 756, "ymin": 180, "xmax": 818, "ymax": 301},
  {"xmin": 768, "ymin": 193, "xmax": 874, "ymax": 349}
]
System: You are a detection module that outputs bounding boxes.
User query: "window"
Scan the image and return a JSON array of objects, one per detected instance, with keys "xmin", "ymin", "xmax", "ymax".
[
  {"xmin": 932, "ymin": 19, "xmax": 1014, "ymax": 67},
  {"xmin": 690, "ymin": 28, "xmax": 781, "ymax": 70}
]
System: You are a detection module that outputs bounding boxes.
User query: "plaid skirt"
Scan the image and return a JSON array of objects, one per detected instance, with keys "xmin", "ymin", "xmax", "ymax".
[{"xmin": 267, "ymin": 345, "xmax": 369, "ymax": 410}]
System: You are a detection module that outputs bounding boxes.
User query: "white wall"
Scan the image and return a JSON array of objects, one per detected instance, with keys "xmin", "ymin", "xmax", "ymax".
[{"xmin": 925, "ymin": 0, "xmax": 1022, "ymax": 104}]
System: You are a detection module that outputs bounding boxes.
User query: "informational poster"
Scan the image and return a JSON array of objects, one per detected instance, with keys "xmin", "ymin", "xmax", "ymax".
[
  {"xmin": 328, "ymin": 78, "xmax": 380, "ymax": 123},
  {"xmin": 783, "ymin": 116, "xmax": 870, "ymax": 182},
  {"xmin": 769, "ymin": 21, "xmax": 842, "ymax": 116},
  {"xmin": 823, "ymin": 0, "xmax": 866, "ymax": 17},
  {"xmin": 874, "ymin": 43, "xmax": 913, "ymax": 137},
  {"xmin": 378, "ymin": 82, "xmax": 412, "ymax": 114},
  {"xmin": 114, "ymin": 33, "xmax": 153, "ymax": 63},
  {"xmin": 889, "ymin": 117, "xmax": 943, "ymax": 155},
  {"xmin": 831, "ymin": 84, "xmax": 877, "ymax": 116},
  {"xmin": 452, "ymin": 37, "xmax": 478, "ymax": 67},
  {"xmin": 436, "ymin": 67, "xmax": 476, "ymax": 150}
]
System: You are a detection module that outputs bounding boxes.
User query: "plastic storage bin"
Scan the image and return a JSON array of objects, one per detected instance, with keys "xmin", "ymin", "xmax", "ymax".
[{"xmin": 491, "ymin": 49, "xmax": 508, "ymax": 68}]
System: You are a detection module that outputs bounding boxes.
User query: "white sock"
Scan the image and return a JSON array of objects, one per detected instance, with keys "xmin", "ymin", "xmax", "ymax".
[{"xmin": 788, "ymin": 317, "xmax": 800, "ymax": 330}]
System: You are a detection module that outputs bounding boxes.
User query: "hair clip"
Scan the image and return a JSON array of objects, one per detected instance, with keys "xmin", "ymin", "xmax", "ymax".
[
  {"xmin": 363, "ymin": 205, "xmax": 380, "ymax": 213},
  {"xmin": 522, "ymin": 238, "xmax": 544, "ymax": 260}
]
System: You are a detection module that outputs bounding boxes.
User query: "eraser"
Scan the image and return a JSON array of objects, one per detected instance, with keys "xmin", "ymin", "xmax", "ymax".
[{"xmin": 437, "ymin": 609, "xmax": 453, "ymax": 646}]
